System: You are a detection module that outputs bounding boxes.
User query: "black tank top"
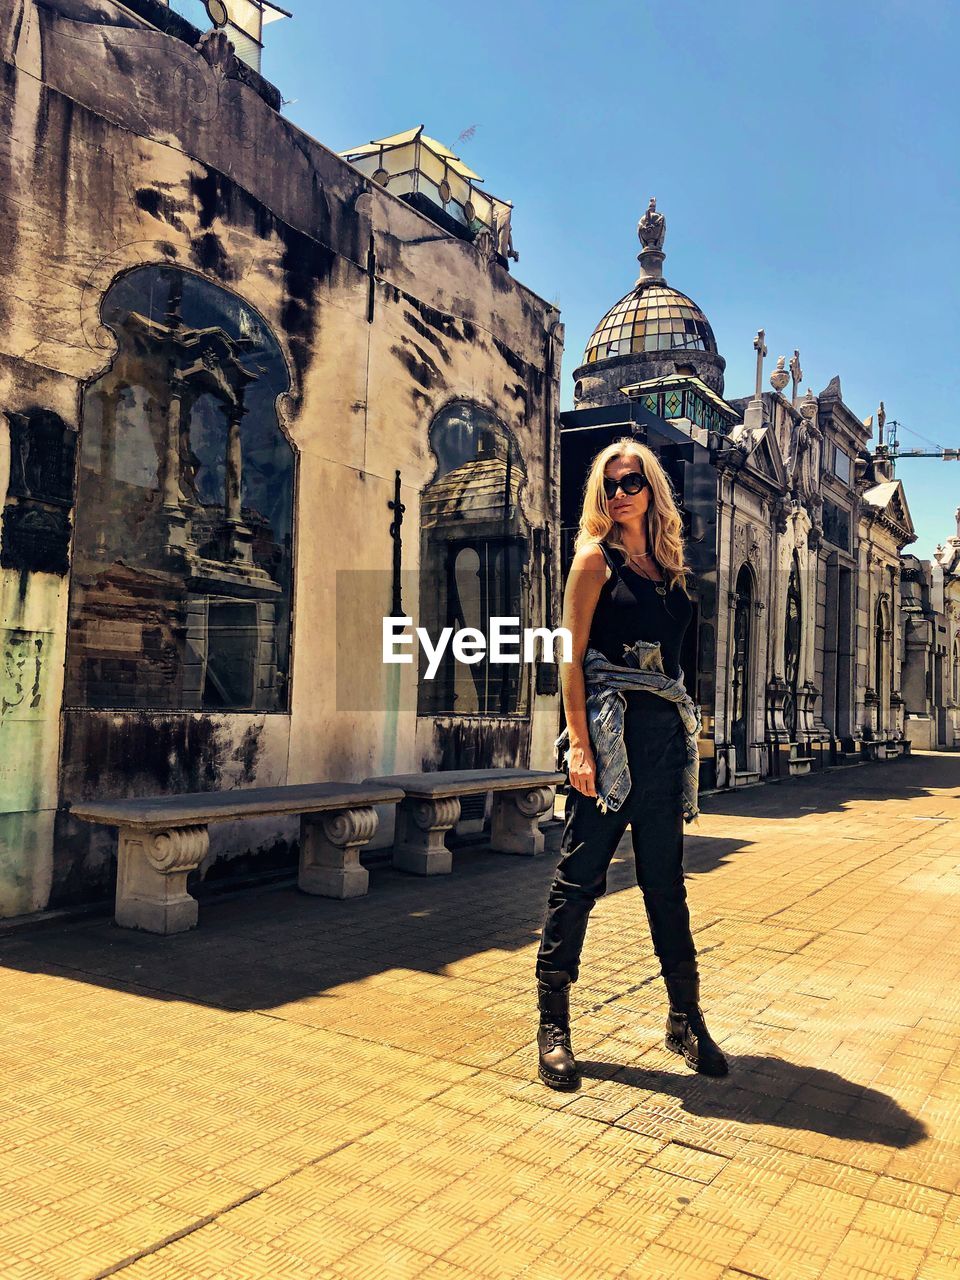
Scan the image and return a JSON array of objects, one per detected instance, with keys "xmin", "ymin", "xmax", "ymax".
[{"xmin": 588, "ymin": 542, "xmax": 693, "ymax": 681}]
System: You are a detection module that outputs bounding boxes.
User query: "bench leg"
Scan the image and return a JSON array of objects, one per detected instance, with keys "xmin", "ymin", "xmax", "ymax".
[
  {"xmin": 393, "ymin": 797, "xmax": 461, "ymax": 875},
  {"xmin": 490, "ymin": 787, "xmax": 555, "ymax": 856},
  {"xmin": 115, "ymin": 825, "xmax": 208, "ymax": 934},
  {"xmin": 299, "ymin": 806, "xmax": 377, "ymax": 899}
]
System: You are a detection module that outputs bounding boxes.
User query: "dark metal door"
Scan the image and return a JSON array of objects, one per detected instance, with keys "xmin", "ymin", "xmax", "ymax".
[
  {"xmin": 731, "ymin": 565, "xmax": 752, "ymax": 770},
  {"xmin": 783, "ymin": 559, "xmax": 802, "ymax": 741}
]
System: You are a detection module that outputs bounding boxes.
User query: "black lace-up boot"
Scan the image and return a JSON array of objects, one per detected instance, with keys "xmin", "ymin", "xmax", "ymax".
[
  {"xmin": 663, "ymin": 960, "xmax": 728, "ymax": 1077},
  {"xmin": 536, "ymin": 970, "xmax": 580, "ymax": 1090}
]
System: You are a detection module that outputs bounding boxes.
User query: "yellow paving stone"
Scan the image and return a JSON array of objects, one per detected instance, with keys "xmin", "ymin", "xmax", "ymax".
[
  {"xmin": 644, "ymin": 1141, "xmax": 728, "ymax": 1184},
  {"xmin": 853, "ymin": 1198, "xmax": 940, "ymax": 1248},
  {"xmin": 916, "ymin": 1255, "xmax": 960, "ymax": 1280},
  {"xmin": 930, "ymin": 1216, "xmax": 960, "ymax": 1257},
  {"xmin": 5, "ymin": 754, "xmax": 960, "ymax": 1280},
  {"xmin": 519, "ymin": 1249, "xmax": 622, "ymax": 1280},
  {"xmin": 412, "ymin": 1262, "xmax": 479, "ymax": 1280},
  {"xmin": 818, "ymin": 1264, "xmax": 896, "ymax": 1280},
  {"xmin": 445, "ymin": 1223, "xmax": 556, "ymax": 1277},
  {"xmin": 558, "ymin": 1217, "xmax": 653, "ymax": 1270},
  {"xmin": 828, "ymin": 1227, "xmax": 927, "ymax": 1278},
  {"xmin": 729, "ymin": 1234, "xmax": 834, "ymax": 1280},
  {"xmin": 624, "ymin": 1241, "xmax": 728, "ymax": 1279},
  {"xmin": 270, "ymin": 1216, "xmax": 368, "ymax": 1269}
]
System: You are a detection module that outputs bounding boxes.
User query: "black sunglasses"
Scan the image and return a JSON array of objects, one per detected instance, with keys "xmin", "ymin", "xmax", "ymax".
[{"xmin": 602, "ymin": 471, "xmax": 648, "ymax": 500}]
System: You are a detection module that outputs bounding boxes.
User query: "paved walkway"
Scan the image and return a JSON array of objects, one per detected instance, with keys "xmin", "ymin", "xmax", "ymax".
[{"xmin": 2, "ymin": 752, "xmax": 959, "ymax": 1280}]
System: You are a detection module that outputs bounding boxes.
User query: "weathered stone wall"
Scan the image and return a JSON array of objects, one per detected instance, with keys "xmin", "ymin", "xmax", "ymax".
[{"xmin": 0, "ymin": 1, "xmax": 563, "ymax": 914}]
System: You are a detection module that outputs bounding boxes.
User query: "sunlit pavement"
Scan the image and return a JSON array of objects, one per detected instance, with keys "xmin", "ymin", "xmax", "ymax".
[{"xmin": 2, "ymin": 751, "xmax": 959, "ymax": 1280}]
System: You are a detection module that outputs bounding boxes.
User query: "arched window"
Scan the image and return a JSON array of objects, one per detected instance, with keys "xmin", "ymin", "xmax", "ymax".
[
  {"xmin": 418, "ymin": 401, "xmax": 529, "ymax": 716},
  {"xmin": 874, "ymin": 598, "xmax": 888, "ymax": 708},
  {"xmin": 65, "ymin": 266, "xmax": 294, "ymax": 711}
]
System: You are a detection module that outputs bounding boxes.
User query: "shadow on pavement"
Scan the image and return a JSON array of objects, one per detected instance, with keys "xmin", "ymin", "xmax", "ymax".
[
  {"xmin": 0, "ymin": 753, "xmax": 955, "ymax": 1024},
  {"xmin": 578, "ymin": 1053, "xmax": 928, "ymax": 1147},
  {"xmin": 699, "ymin": 750, "xmax": 959, "ymax": 822}
]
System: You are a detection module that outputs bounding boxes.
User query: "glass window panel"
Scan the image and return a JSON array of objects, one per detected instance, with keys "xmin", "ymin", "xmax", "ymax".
[
  {"xmin": 389, "ymin": 173, "xmax": 415, "ymax": 197},
  {"xmin": 226, "ymin": 0, "xmax": 264, "ymax": 41},
  {"xmin": 419, "ymin": 176, "xmax": 442, "ymax": 205},
  {"xmin": 389, "ymin": 142, "xmax": 419, "ymax": 172},
  {"xmin": 419, "ymin": 146, "xmax": 447, "ymax": 185}
]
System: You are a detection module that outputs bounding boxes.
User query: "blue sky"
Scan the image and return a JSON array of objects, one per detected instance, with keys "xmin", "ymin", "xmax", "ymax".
[{"xmin": 253, "ymin": 0, "xmax": 958, "ymax": 559}]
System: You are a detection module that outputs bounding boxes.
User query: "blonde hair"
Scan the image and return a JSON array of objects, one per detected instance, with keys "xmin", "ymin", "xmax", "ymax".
[{"xmin": 575, "ymin": 438, "xmax": 691, "ymax": 595}]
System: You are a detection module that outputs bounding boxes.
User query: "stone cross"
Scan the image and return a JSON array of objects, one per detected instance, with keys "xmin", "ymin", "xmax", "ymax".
[
  {"xmin": 753, "ymin": 329, "xmax": 767, "ymax": 400},
  {"xmin": 789, "ymin": 350, "xmax": 802, "ymax": 407}
]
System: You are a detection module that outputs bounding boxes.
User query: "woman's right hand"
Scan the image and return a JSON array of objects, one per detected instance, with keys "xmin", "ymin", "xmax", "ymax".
[{"xmin": 567, "ymin": 741, "xmax": 598, "ymax": 798}]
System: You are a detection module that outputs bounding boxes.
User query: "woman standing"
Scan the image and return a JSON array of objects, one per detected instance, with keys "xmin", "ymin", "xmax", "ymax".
[{"xmin": 536, "ymin": 438, "xmax": 727, "ymax": 1088}]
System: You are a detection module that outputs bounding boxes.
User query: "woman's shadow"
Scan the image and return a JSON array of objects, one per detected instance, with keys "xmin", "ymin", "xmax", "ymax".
[{"xmin": 577, "ymin": 1054, "xmax": 927, "ymax": 1149}]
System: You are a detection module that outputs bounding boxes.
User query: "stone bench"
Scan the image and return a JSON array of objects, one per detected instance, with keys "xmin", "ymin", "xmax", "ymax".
[
  {"xmin": 69, "ymin": 781, "xmax": 404, "ymax": 935},
  {"xmin": 364, "ymin": 768, "xmax": 565, "ymax": 876}
]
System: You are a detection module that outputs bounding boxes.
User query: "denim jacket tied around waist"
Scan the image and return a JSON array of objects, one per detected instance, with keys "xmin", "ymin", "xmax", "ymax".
[{"xmin": 556, "ymin": 639, "xmax": 703, "ymax": 826}]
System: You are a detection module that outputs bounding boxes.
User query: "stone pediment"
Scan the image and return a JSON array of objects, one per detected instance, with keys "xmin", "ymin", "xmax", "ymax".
[
  {"xmin": 739, "ymin": 424, "xmax": 788, "ymax": 490},
  {"xmin": 862, "ymin": 479, "xmax": 916, "ymax": 541}
]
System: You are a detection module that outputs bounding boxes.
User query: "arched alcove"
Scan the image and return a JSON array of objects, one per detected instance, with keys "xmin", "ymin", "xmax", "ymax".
[
  {"xmin": 417, "ymin": 400, "xmax": 530, "ymax": 716},
  {"xmin": 65, "ymin": 265, "xmax": 295, "ymax": 712},
  {"xmin": 874, "ymin": 596, "xmax": 891, "ymax": 731}
]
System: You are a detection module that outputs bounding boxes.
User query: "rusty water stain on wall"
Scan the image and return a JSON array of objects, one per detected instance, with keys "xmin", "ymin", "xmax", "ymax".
[
  {"xmin": 391, "ymin": 339, "xmax": 443, "ymax": 391},
  {"xmin": 426, "ymin": 717, "xmax": 531, "ymax": 773},
  {"xmin": 1, "ymin": 630, "xmax": 43, "ymax": 719},
  {"xmin": 60, "ymin": 712, "xmax": 230, "ymax": 800},
  {"xmin": 231, "ymin": 721, "xmax": 263, "ymax": 784}
]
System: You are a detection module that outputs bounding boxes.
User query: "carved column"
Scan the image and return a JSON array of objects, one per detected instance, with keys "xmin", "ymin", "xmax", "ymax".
[
  {"xmin": 225, "ymin": 409, "xmax": 243, "ymax": 524},
  {"xmin": 490, "ymin": 786, "xmax": 555, "ymax": 856},
  {"xmin": 393, "ymin": 796, "xmax": 461, "ymax": 875},
  {"xmin": 162, "ymin": 376, "xmax": 190, "ymax": 550},
  {"xmin": 115, "ymin": 824, "xmax": 209, "ymax": 934},
  {"xmin": 163, "ymin": 377, "xmax": 184, "ymax": 510},
  {"xmin": 299, "ymin": 806, "xmax": 378, "ymax": 899}
]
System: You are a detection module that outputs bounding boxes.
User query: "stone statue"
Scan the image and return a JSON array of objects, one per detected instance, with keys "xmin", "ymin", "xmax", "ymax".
[
  {"xmin": 877, "ymin": 400, "xmax": 886, "ymax": 446},
  {"xmin": 753, "ymin": 329, "xmax": 767, "ymax": 400},
  {"xmin": 638, "ymin": 198, "xmax": 666, "ymax": 250},
  {"xmin": 785, "ymin": 389, "xmax": 820, "ymax": 500},
  {"xmin": 789, "ymin": 350, "xmax": 802, "ymax": 406},
  {"xmin": 494, "ymin": 210, "xmax": 519, "ymax": 263},
  {"xmin": 770, "ymin": 355, "xmax": 790, "ymax": 394}
]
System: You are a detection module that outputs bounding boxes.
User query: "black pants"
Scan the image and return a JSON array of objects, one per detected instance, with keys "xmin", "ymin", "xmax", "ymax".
[{"xmin": 537, "ymin": 692, "xmax": 697, "ymax": 984}]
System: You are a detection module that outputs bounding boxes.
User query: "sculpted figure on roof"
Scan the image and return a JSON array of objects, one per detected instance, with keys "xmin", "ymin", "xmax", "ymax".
[{"xmin": 638, "ymin": 197, "xmax": 666, "ymax": 250}]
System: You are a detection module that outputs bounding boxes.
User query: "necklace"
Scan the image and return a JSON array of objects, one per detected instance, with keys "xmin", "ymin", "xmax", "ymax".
[{"xmin": 624, "ymin": 548, "xmax": 667, "ymax": 595}]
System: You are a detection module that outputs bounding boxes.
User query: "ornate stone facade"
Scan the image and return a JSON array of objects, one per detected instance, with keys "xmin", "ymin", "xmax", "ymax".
[
  {"xmin": 564, "ymin": 210, "xmax": 956, "ymax": 796},
  {"xmin": 0, "ymin": 1, "xmax": 563, "ymax": 918}
]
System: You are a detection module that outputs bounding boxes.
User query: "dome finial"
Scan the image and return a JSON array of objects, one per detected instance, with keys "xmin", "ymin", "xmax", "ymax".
[{"xmin": 637, "ymin": 197, "xmax": 666, "ymax": 283}]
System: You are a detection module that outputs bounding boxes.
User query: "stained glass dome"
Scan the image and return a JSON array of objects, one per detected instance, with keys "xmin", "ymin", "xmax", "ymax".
[{"xmin": 583, "ymin": 282, "xmax": 718, "ymax": 365}]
